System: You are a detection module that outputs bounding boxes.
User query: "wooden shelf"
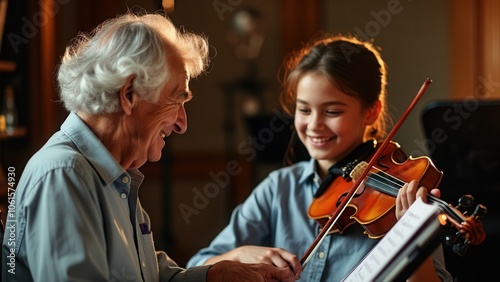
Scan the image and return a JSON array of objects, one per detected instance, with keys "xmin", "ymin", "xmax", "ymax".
[{"xmin": 0, "ymin": 60, "xmax": 16, "ymax": 72}]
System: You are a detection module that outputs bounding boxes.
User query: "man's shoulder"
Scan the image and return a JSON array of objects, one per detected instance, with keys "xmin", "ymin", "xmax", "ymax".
[
  {"xmin": 21, "ymin": 133, "xmax": 92, "ymax": 185},
  {"xmin": 31, "ymin": 134, "xmax": 87, "ymax": 169}
]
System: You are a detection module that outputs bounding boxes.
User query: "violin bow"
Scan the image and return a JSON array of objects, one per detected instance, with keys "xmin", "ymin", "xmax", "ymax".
[{"xmin": 300, "ymin": 78, "xmax": 433, "ymax": 267}]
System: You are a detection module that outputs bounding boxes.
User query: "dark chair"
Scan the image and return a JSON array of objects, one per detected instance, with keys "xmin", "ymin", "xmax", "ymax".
[{"xmin": 421, "ymin": 99, "xmax": 500, "ymax": 281}]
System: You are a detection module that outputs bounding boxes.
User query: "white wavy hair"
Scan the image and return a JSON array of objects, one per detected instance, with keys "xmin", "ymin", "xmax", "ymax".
[{"xmin": 57, "ymin": 12, "xmax": 210, "ymax": 114}]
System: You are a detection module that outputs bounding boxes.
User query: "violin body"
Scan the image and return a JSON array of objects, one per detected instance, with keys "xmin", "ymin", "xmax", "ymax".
[{"xmin": 308, "ymin": 141, "xmax": 443, "ymax": 238}]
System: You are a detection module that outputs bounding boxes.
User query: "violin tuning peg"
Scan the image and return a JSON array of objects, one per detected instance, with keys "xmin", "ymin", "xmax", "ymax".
[
  {"xmin": 472, "ymin": 204, "xmax": 488, "ymax": 219},
  {"xmin": 452, "ymin": 239, "xmax": 470, "ymax": 257},
  {"xmin": 445, "ymin": 230, "xmax": 461, "ymax": 246},
  {"xmin": 457, "ymin": 195, "xmax": 474, "ymax": 210}
]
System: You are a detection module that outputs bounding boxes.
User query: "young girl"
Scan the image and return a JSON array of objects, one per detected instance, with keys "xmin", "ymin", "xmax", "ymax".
[{"xmin": 187, "ymin": 35, "xmax": 452, "ymax": 282}]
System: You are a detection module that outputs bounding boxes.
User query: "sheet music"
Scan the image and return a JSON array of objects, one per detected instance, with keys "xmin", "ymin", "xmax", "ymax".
[{"xmin": 343, "ymin": 198, "xmax": 443, "ymax": 282}]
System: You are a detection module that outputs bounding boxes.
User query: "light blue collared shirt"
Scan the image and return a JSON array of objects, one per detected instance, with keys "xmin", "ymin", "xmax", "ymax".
[
  {"xmin": 187, "ymin": 158, "xmax": 452, "ymax": 282},
  {"xmin": 2, "ymin": 112, "xmax": 209, "ymax": 281}
]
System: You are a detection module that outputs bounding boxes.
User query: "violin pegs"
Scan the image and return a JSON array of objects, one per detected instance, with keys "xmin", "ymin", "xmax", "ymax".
[
  {"xmin": 452, "ymin": 239, "xmax": 470, "ymax": 257},
  {"xmin": 446, "ymin": 229, "xmax": 470, "ymax": 256},
  {"xmin": 445, "ymin": 230, "xmax": 461, "ymax": 246},
  {"xmin": 456, "ymin": 194, "xmax": 474, "ymax": 210},
  {"xmin": 472, "ymin": 204, "xmax": 488, "ymax": 219}
]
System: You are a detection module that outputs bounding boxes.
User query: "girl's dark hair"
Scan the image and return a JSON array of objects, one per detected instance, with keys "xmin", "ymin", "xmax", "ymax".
[{"xmin": 279, "ymin": 34, "xmax": 391, "ymax": 141}]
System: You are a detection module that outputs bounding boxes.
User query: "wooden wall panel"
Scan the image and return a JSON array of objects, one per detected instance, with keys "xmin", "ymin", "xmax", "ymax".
[
  {"xmin": 450, "ymin": 0, "xmax": 500, "ymax": 99},
  {"xmin": 479, "ymin": 0, "xmax": 500, "ymax": 98},
  {"xmin": 280, "ymin": 0, "xmax": 321, "ymax": 58},
  {"xmin": 450, "ymin": 0, "xmax": 478, "ymax": 99}
]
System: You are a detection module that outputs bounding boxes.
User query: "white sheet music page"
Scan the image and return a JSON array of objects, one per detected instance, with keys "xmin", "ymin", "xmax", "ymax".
[{"xmin": 342, "ymin": 198, "xmax": 441, "ymax": 282}]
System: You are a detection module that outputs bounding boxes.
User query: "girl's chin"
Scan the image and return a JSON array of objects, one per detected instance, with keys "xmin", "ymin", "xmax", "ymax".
[
  {"xmin": 306, "ymin": 142, "xmax": 332, "ymax": 153},
  {"xmin": 308, "ymin": 150, "xmax": 332, "ymax": 161}
]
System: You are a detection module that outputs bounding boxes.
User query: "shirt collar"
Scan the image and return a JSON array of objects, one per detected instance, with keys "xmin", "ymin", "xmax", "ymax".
[
  {"xmin": 297, "ymin": 158, "xmax": 318, "ymax": 185},
  {"xmin": 60, "ymin": 112, "xmax": 135, "ymax": 185}
]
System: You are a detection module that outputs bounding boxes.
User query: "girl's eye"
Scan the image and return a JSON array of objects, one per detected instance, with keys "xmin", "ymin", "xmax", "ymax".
[
  {"xmin": 325, "ymin": 110, "xmax": 342, "ymax": 116},
  {"xmin": 297, "ymin": 108, "xmax": 311, "ymax": 114}
]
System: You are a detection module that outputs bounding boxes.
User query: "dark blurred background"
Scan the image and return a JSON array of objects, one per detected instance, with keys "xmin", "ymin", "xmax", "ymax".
[{"xmin": 0, "ymin": 0, "xmax": 499, "ymax": 280}]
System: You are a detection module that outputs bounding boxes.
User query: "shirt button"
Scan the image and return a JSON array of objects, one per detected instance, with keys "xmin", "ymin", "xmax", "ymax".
[
  {"xmin": 318, "ymin": 252, "xmax": 325, "ymax": 259},
  {"xmin": 120, "ymin": 193, "xmax": 127, "ymax": 199},
  {"xmin": 122, "ymin": 176, "xmax": 129, "ymax": 184},
  {"xmin": 142, "ymin": 261, "xmax": 147, "ymax": 268}
]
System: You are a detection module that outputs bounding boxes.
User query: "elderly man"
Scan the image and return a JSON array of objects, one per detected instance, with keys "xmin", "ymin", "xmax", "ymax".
[{"xmin": 1, "ymin": 12, "xmax": 295, "ymax": 282}]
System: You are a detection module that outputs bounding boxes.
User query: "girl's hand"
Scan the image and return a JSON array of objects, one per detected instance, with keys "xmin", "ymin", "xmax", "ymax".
[{"xmin": 395, "ymin": 180, "xmax": 441, "ymax": 220}]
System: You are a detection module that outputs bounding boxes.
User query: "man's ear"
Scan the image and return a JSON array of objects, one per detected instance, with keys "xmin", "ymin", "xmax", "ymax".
[
  {"xmin": 119, "ymin": 74, "xmax": 138, "ymax": 115},
  {"xmin": 365, "ymin": 100, "xmax": 381, "ymax": 125}
]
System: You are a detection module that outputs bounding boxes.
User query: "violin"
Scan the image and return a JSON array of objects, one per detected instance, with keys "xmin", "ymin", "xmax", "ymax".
[
  {"xmin": 300, "ymin": 78, "xmax": 487, "ymax": 267},
  {"xmin": 310, "ymin": 140, "xmax": 486, "ymax": 243},
  {"xmin": 308, "ymin": 140, "xmax": 444, "ymax": 238}
]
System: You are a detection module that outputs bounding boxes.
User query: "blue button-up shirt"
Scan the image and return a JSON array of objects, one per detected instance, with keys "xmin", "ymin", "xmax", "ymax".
[
  {"xmin": 187, "ymin": 158, "xmax": 452, "ymax": 282},
  {"xmin": 2, "ymin": 112, "xmax": 209, "ymax": 281}
]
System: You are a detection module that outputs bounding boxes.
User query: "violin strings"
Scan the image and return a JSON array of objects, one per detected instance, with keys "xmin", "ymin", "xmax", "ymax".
[{"xmin": 364, "ymin": 168, "xmax": 465, "ymax": 222}]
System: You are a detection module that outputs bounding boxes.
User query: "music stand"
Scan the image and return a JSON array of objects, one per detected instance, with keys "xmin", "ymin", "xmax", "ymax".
[{"xmin": 342, "ymin": 199, "xmax": 447, "ymax": 282}]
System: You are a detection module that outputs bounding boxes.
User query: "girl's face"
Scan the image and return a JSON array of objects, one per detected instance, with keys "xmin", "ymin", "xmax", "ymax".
[{"xmin": 294, "ymin": 73, "xmax": 380, "ymax": 176}]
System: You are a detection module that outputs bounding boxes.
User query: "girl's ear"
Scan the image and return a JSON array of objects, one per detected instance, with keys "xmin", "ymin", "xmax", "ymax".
[
  {"xmin": 365, "ymin": 100, "xmax": 381, "ymax": 125},
  {"xmin": 119, "ymin": 74, "xmax": 138, "ymax": 115}
]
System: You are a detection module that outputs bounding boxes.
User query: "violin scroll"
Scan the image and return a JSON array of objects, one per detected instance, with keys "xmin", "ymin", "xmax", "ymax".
[
  {"xmin": 444, "ymin": 195, "xmax": 487, "ymax": 256},
  {"xmin": 350, "ymin": 161, "xmax": 487, "ymax": 257}
]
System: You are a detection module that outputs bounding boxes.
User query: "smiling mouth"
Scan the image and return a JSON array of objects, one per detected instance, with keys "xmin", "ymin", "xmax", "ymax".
[{"xmin": 309, "ymin": 136, "xmax": 334, "ymax": 144}]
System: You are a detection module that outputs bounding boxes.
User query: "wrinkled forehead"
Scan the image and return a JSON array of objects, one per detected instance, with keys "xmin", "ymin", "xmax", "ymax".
[{"xmin": 160, "ymin": 53, "xmax": 190, "ymax": 101}]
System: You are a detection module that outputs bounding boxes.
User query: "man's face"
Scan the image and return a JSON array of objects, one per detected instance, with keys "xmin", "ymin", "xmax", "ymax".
[{"xmin": 128, "ymin": 55, "xmax": 191, "ymax": 168}]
